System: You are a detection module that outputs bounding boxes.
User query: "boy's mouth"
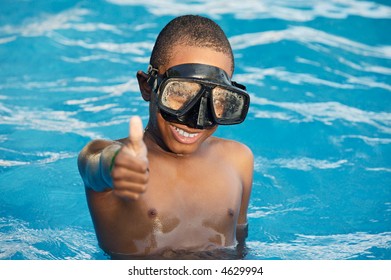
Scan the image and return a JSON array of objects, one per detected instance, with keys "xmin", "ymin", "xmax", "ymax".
[{"xmin": 169, "ymin": 124, "xmax": 201, "ymax": 144}]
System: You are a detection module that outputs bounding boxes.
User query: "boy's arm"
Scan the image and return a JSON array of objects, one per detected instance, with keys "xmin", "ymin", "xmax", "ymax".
[
  {"xmin": 236, "ymin": 144, "xmax": 254, "ymax": 244},
  {"xmin": 78, "ymin": 117, "xmax": 149, "ymax": 200},
  {"xmin": 78, "ymin": 139, "xmax": 123, "ymax": 191}
]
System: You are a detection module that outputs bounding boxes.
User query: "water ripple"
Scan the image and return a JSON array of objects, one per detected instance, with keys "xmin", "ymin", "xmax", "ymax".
[
  {"xmin": 60, "ymin": 54, "xmax": 129, "ymax": 65},
  {"xmin": 248, "ymin": 231, "xmax": 391, "ymax": 259},
  {"xmin": 0, "ymin": 36, "xmax": 16, "ymax": 45},
  {"xmin": 248, "ymin": 204, "xmax": 307, "ymax": 219},
  {"xmin": 230, "ymin": 26, "xmax": 391, "ymax": 59},
  {"xmin": 52, "ymin": 33, "xmax": 153, "ymax": 55},
  {"xmin": 237, "ymin": 67, "xmax": 357, "ymax": 89},
  {"xmin": 106, "ymin": 0, "xmax": 391, "ymax": 21},
  {"xmin": 255, "ymin": 156, "xmax": 348, "ymax": 172},
  {"xmin": 0, "ymin": 8, "xmax": 92, "ymax": 37},
  {"xmin": 251, "ymin": 96, "xmax": 391, "ymax": 133},
  {"xmin": 337, "ymin": 57, "xmax": 391, "ymax": 75},
  {"xmin": 0, "ymin": 216, "xmax": 99, "ymax": 260},
  {"xmin": 0, "ymin": 7, "xmax": 127, "ymax": 39},
  {"xmin": 0, "ymin": 77, "xmax": 139, "ymax": 94},
  {"xmin": 0, "ymin": 147, "xmax": 76, "ymax": 167},
  {"xmin": 365, "ymin": 167, "xmax": 391, "ymax": 173},
  {"xmin": 334, "ymin": 135, "xmax": 391, "ymax": 146},
  {"xmin": 55, "ymin": 79, "xmax": 139, "ymax": 95},
  {"xmin": 0, "ymin": 103, "xmax": 101, "ymax": 139}
]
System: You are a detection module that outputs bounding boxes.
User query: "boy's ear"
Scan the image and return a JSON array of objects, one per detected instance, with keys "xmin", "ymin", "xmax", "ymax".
[{"xmin": 136, "ymin": 70, "xmax": 152, "ymax": 101}]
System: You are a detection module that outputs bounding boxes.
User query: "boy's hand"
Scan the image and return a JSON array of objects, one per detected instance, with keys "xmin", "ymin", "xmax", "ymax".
[{"xmin": 111, "ymin": 116, "xmax": 149, "ymax": 201}]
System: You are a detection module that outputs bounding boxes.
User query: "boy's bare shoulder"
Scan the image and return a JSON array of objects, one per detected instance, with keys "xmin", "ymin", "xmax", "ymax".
[
  {"xmin": 208, "ymin": 137, "xmax": 253, "ymax": 203},
  {"xmin": 208, "ymin": 136, "xmax": 253, "ymax": 163},
  {"xmin": 209, "ymin": 136, "xmax": 252, "ymax": 151}
]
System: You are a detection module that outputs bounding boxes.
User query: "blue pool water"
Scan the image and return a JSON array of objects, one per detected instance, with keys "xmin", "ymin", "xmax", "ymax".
[{"xmin": 0, "ymin": 0, "xmax": 390, "ymax": 260}]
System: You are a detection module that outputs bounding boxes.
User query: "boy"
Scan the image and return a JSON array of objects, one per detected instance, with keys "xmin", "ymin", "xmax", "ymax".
[{"xmin": 78, "ymin": 15, "xmax": 253, "ymax": 259}]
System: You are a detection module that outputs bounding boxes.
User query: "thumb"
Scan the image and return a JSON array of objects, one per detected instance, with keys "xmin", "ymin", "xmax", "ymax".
[{"xmin": 128, "ymin": 116, "xmax": 146, "ymax": 157}]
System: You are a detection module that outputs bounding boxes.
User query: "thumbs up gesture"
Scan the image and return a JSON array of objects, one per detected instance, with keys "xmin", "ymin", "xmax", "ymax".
[{"xmin": 111, "ymin": 116, "xmax": 149, "ymax": 201}]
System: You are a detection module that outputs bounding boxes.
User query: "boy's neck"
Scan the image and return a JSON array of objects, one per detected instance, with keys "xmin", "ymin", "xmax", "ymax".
[{"xmin": 144, "ymin": 125, "xmax": 185, "ymax": 158}]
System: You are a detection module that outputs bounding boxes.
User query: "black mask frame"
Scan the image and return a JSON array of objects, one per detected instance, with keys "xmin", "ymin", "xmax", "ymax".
[{"xmin": 147, "ymin": 63, "xmax": 250, "ymax": 129}]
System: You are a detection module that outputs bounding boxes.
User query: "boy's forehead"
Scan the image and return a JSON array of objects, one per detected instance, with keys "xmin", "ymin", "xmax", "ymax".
[{"xmin": 161, "ymin": 45, "xmax": 233, "ymax": 77}]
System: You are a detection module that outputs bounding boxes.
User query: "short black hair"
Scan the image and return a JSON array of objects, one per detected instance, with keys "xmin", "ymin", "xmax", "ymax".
[{"xmin": 149, "ymin": 15, "xmax": 234, "ymax": 74}]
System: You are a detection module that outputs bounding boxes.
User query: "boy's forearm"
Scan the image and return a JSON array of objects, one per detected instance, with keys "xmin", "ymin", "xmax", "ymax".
[{"xmin": 78, "ymin": 141, "xmax": 123, "ymax": 192}]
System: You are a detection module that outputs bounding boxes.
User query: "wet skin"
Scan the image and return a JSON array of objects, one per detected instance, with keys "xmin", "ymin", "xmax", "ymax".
[{"xmin": 79, "ymin": 46, "xmax": 253, "ymax": 257}]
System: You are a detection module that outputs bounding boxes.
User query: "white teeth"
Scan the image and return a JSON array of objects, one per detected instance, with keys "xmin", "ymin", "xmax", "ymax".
[{"xmin": 174, "ymin": 127, "xmax": 198, "ymax": 138}]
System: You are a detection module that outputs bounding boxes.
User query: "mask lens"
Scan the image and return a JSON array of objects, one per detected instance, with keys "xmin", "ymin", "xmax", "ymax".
[
  {"xmin": 212, "ymin": 86, "xmax": 245, "ymax": 121},
  {"xmin": 161, "ymin": 81, "xmax": 202, "ymax": 111}
]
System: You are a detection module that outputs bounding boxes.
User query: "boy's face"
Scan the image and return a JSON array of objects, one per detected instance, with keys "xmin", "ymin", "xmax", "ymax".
[{"xmin": 151, "ymin": 45, "xmax": 233, "ymax": 155}]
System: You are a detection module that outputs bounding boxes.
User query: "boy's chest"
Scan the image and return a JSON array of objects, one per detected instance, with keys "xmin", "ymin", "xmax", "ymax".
[
  {"xmin": 146, "ymin": 155, "xmax": 242, "ymax": 211},
  {"xmin": 138, "ymin": 156, "xmax": 243, "ymax": 235}
]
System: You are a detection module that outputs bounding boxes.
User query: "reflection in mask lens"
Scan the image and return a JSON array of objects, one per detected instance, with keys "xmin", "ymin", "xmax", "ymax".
[
  {"xmin": 212, "ymin": 86, "xmax": 245, "ymax": 120},
  {"xmin": 161, "ymin": 81, "xmax": 201, "ymax": 110}
]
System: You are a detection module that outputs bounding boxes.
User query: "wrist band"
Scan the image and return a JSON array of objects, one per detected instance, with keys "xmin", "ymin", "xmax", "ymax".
[{"xmin": 109, "ymin": 149, "xmax": 121, "ymax": 172}]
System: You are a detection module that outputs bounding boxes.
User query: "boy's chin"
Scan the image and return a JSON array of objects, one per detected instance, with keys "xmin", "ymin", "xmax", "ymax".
[{"xmin": 166, "ymin": 142, "xmax": 200, "ymax": 156}]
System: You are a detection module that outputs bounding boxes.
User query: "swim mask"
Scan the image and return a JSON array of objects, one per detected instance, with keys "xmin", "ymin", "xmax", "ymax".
[{"xmin": 147, "ymin": 63, "xmax": 250, "ymax": 129}]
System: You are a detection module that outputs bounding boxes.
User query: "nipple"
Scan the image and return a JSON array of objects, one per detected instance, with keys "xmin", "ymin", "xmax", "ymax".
[
  {"xmin": 228, "ymin": 208, "xmax": 234, "ymax": 217},
  {"xmin": 148, "ymin": 208, "xmax": 158, "ymax": 218}
]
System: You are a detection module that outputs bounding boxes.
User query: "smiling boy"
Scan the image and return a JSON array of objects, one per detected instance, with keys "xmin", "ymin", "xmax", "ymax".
[{"xmin": 78, "ymin": 15, "xmax": 253, "ymax": 259}]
